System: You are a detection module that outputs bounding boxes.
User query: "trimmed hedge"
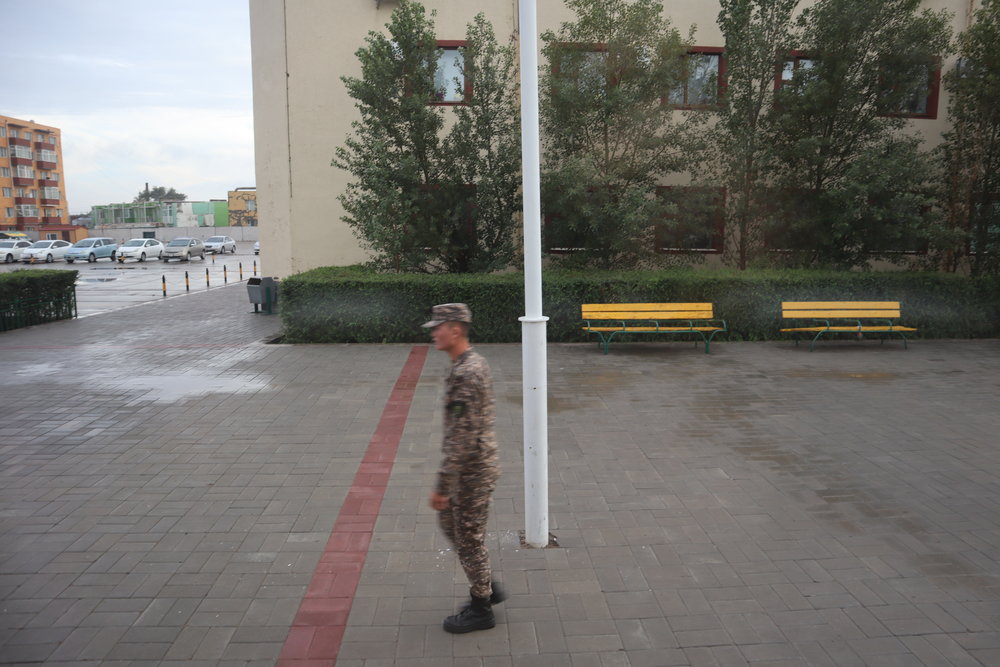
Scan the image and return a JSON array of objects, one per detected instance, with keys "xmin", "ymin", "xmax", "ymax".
[
  {"xmin": 279, "ymin": 266, "xmax": 1000, "ymax": 343},
  {"xmin": 0, "ymin": 269, "xmax": 78, "ymax": 332}
]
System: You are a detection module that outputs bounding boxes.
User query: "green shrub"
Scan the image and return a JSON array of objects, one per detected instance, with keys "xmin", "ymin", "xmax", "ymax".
[
  {"xmin": 279, "ymin": 266, "xmax": 1000, "ymax": 343},
  {"xmin": 0, "ymin": 269, "xmax": 78, "ymax": 332}
]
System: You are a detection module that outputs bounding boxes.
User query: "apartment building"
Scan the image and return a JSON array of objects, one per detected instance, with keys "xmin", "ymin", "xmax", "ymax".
[
  {"xmin": 228, "ymin": 187, "xmax": 258, "ymax": 227},
  {"xmin": 0, "ymin": 115, "xmax": 81, "ymax": 242},
  {"xmin": 249, "ymin": 0, "xmax": 983, "ymax": 278}
]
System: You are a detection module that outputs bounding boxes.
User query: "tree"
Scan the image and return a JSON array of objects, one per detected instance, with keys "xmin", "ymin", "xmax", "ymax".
[
  {"xmin": 540, "ymin": 0, "xmax": 700, "ymax": 269},
  {"xmin": 760, "ymin": 0, "xmax": 951, "ymax": 268},
  {"xmin": 334, "ymin": 1, "xmax": 520, "ymax": 273},
  {"xmin": 709, "ymin": 0, "xmax": 799, "ymax": 270},
  {"xmin": 134, "ymin": 185, "xmax": 186, "ymax": 202},
  {"xmin": 932, "ymin": 0, "xmax": 1000, "ymax": 276}
]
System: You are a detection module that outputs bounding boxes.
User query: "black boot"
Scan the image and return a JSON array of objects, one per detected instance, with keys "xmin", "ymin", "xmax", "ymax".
[
  {"xmin": 443, "ymin": 594, "xmax": 495, "ymax": 634},
  {"xmin": 459, "ymin": 582, "xmax": 505, "ymax": 612}
]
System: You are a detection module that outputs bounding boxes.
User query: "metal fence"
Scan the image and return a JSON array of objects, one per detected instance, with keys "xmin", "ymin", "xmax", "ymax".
[{"xmin": 0, "ymin": 289, "xmax": 77, "ymax": 332}]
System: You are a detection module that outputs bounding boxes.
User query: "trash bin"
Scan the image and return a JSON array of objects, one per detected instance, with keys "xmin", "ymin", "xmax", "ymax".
[{"xmin": 247, "ymin": 276, "xmax": 279, "ymax": 313}]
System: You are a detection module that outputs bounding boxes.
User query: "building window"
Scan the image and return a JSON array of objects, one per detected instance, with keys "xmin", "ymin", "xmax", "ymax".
[
  {"xmin": 655, "ymin": 186, "xmax": 725, "ymax": 253},
  {"xmin": 1, "ymin": 168, "xmax": 10, "ymax": 178},
  {"xmin": 48, "ymin": 136, "xmax": 56, "ymax": 145},
  {"xmin": 16, "ymin": 204, "xmax": 39, "ymax": 217},
  {"xmin": 11, "ymin": 145, "xmax": 33, "ymax": 160},
  {"xmin": 5, "ymin": 208, "xmax": 15, "ymax": 217},
  {"xmin": 9, "ymin": 129, "xmax": 17, "ymax": 139},
  {"xmin": 882, "ymin": 61, "xmax": 940, "ymax": 119},
  {"xmin": 42, "ymin": 187, "xmax": 61, "ymax": 199},
  {"xmin": 0, "ymin": 147, "xmax": 7, "ymax": 158},
  {"xmin": 2, "ymin": 188, "xmax": 10, "ymax": 198},
  {"xmin": 778, "ymin": 54, "xmax": 816, "ymax": 89},
  {"xmin": 15, "ymin": 166, "xmax": 35, "ymax": 179},
  {"xmin": 0, "ymin": 127, "xmax": 6, "ymax": 137},
  {"xmin": 552, "ymin": 44, "xmax": 611, "ymax": 98},
  {"xmin": 668, "ymin": 48, "xmax": 725, "ymax": 108},
  {"xmin": 55, "ymin": 209, "xmax": 63, "ymax": 217},
  {"xmin": 432, "ymin": 42, "xmax": 469, "ymax": 104},
  {"xmin": 46, "ymin": 233, "xmax": 58, "ymax": 240},
  {"xmin": 247, "ymin": 199, "xmax": 257, "ymax": 211},
  {"xmin": 38, "ymin": 149, "xmax": 57, "ymax": 163}
]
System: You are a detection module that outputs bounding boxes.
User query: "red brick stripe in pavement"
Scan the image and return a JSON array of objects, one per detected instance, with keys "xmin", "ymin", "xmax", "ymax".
[{"xmin": 278, "ymin": 344, "xmax": 429, "ymax": 666}]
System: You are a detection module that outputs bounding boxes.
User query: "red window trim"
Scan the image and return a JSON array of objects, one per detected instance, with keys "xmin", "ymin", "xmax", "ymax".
[
  {"xmin": 431, "ymin": 40, "xmax": 471, "ymax": 106},
  {"xmin": 883, "ymin": 59, "xmax": 941, "ymax": 120},
  {"xmin": 667, "ymin": 46, "xmax": 727, "ymax": 111}
]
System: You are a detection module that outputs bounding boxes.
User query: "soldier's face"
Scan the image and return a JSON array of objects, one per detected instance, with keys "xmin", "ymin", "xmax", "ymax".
[{"xmin": 431, "ymin": 321, "xmax": 461, "ymax": 351}]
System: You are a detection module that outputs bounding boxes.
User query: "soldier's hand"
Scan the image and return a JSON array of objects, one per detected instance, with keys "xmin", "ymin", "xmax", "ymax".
[{"xmin": 429, "ymin": 491, "xmax": 450, "ymax": 511}]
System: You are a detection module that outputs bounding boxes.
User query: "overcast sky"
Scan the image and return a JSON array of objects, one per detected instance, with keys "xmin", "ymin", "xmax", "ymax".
[{"xmin": 2, "ymin": 0, "xmax": 254, "ymax": 214}]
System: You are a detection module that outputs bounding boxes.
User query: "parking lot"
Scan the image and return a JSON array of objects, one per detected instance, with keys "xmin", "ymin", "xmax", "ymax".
[{"xmin": 0, "ymin": 245, "xmax": 263, "ymax": 317}]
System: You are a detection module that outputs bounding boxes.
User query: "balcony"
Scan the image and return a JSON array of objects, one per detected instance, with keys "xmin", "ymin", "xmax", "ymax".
[
  {"xmin": 12, "ymin": 177, "xmax": 33, "ymax": 187},
  {"xmin": 38, "ymin": 178, "xmax": 58, "ymax": 187},
  {"xmin": 14, "ymin": 196, "xmax": 36, "ymax": 205},
  {"xmin": 42, "ymin": 216, "xmax": 64, "ymax": 225},
  {"xmin": 35, "ymin": 160, "xmax": 56, "ymax": 170},
  {"xmin": 11, "ymin": 156, "xmax": 32, "ymax": 167},
  {"xmin": 15, "ymin": 215, "xmax": 40, "ymax": 224},
  {"xmin": 7, "ymin": 137, "xmax": 30, "ymax": 147},
  {"xmin": 40, "ymin": 198, "xmax": 59, "ymax": 206}
]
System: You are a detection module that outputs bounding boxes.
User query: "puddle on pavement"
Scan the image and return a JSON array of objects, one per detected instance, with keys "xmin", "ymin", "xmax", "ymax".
[
  {"xmin": 13, "ymin": 362, "xmax": 63, "ymax": 377},
  {"xmin": 104, "ymin": 374, "xmax": 271, "ymax": 402},
  {"xmin": 77, "ymin": 277, "xmax": 119, "ymax": 283}
]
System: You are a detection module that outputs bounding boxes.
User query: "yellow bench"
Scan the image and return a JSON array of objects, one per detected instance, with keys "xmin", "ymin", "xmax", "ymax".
[
  {"xmin": 581, "ymin": 303, "xmax": 727, "ymax": 354},
  {"xmin": 780, "ymin": 301, "xmax": 917, "ymax": 350}
]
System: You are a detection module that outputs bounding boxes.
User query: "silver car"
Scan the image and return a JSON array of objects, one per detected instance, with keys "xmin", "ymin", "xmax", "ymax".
[
  {"xmin": 161, "ymin": 237, "xmax": 206, "ymax": 262},
  {"xmin": 117, "ymin": 238, "xmax": 165, "ymax": 262},
  {"xmin": 204, "ymin": 235, "xmax": 237, "ymax": 254}
]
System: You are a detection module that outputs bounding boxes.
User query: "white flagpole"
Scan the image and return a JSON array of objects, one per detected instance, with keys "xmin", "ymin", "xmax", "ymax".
[{"xmin": 518, "ymin": 0, "xmax": 549, "ymax": 548}]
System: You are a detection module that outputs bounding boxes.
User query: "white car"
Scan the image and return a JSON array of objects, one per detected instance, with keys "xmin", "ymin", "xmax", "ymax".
[
  {"xmin": 204, "ymin": 235, "xmax": 237, "ymax": 254},
  {"xmin": 117, "ymin": 238, "xmax": 165, "ymax": 262},
  {"xmin": 21, "ymin": 240, "xmax": 72, "ymax": 263},
  {"xmin": 1, "ymin": 239, "xmax": 33, "ymax": 263}
]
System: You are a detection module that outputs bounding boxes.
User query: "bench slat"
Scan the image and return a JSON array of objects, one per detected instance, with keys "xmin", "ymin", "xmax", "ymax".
[
  {"xmin": 782, "ymin": 301, "xmax": 900, "ymax": 309},
  {"xmin": 783, "ymin": 309, "xmax": 901, "ymax": 319},
  {"xmin": 584, "ymin": 303, "xmax": 713, "ymax": 311},
  {"xmin": 584, "ymin": 326, "xmax": 725, "ymax": 333},
  {"xmin": 583, "ymin": 311, "xmax": 714, "ymax": 320},
  {"xmin": 780, "ymin": 325, "xmax": 917, "ymax": 333}
]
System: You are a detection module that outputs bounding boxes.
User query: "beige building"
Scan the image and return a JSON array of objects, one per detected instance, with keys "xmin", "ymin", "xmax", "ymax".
[
  {"xmin": 249, "ymin": 0, "xmax": 982, "ymax": 278},
  {"xmin": 227, "ymin": 187, "xmax": 258, "ymax": 227}
]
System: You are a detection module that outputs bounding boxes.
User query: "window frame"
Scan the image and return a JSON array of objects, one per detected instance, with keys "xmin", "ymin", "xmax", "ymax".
[
  {"xmin": 430, "ymin": 40, "xmax": 471, "ymax": 106},
  {"xmin": 881, "ymin": 59, "xmax": 941, "ymax": 120},
  {"xmin": 667, "ymin": 46, "xmax": 726, "ymax": 110}
]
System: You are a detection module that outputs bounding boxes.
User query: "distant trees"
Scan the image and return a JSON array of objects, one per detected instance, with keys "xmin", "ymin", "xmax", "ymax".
[
  {"xmin": 334, "ymin": 0, "xmax": 998, "ymax": 274},
  {"xmin": 134, "ymin": 186, "xmax": 186, "ymax": 202},
  {"xmin": 931, "ymin": 0, "xmax": 1000, "ymax": 276},
  {"xmin": 334, "ymin": 2, "xmax": 520, "ymax": 273},
  {"xmin": 540, "ymin": 0, "xmax": 700, "ymax": 269}
]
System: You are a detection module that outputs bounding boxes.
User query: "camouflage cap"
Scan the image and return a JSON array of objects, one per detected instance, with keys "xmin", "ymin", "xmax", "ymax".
[{"xmin": 421, "ymin": 303, "xmax": 472, "ymax": 328}]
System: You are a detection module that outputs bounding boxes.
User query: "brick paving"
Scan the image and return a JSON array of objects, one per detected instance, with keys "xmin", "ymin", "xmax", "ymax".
[{"xmin": 1, "ymin": 285, "xmax": 999, "ymax": 665}]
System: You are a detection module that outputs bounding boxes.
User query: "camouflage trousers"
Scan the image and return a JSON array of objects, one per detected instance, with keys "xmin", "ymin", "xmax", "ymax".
[{"xmin": 438, "ymin": 481, "xmax": 496, "ymax": 599}]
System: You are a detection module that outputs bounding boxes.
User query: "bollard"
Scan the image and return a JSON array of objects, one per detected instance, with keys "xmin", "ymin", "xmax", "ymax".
[
  {"xmin": 205, "ymin": 267, "xmax": 210, "ymax": 287},
  {"xmin": 223, "ymin": 265, "xmax": 228, "ymax": 284},
  {"xmin": 161, "ymin": 275, "xmax": 167, "ymax": 297},
  {"xmin": 239, "ymin": 262, "xmax": 243, "ymax": 281},
  {"xmin": 253, "ymin": 260, "xmax": 257, "ymax": 276},
  {"xmin": 211, "ymin": 253, "xmax": 215, "ymax": 265},
  {"xmin": 185, "ymin": 271, "xmax": 190, "ymax": 292}
]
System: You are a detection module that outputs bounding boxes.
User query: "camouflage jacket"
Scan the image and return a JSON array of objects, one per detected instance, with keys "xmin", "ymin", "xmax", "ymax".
[{"xmin": 437, "ymin": 347, "xmax": 499, "ymax": 497}]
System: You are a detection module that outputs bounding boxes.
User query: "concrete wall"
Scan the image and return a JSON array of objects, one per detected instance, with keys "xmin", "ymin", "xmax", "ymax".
[
  {"xmin": 249, "ymin": 0, "xmax": 983, "ymax": 278},
  {"xmin": 88, "ymin": 225, "xmax": 259, "ymax": 245}
]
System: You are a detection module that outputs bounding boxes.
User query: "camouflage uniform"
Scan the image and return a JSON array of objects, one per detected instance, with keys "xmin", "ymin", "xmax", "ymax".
[{"xmin": 437, "ymin": 347, "xmax": 500, "ymax": 600}]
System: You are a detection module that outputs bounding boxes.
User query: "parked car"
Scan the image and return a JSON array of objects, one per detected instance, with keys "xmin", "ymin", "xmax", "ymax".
[
  {"xmin": 162, "ymin": 237, "xmax": 206, "ymax": 262},
  {"xmin": 21, "ymin": 240, "xmax": 72, "ymax": 263},
  {"xmin": 254, "ymin": 241, "xmax": 260, "ymax": 255},
  {"xmin": 204, "ymin": 235, "xmax": 237, "ymax": 254},
  {"xmin": 117, "ymin": 238, "xmax": 165, "ymax": 262},
  {"xmin": 65, "ymin": 237, "xmax": 118, "ymax": 263},
  {"xmin": 1, "ymin": 239, "xmax": 34, "ymax": 263}
]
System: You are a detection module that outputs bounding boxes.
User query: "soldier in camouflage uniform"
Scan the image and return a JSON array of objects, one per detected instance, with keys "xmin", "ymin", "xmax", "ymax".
[{"xmin": 423, "ymin": 303, "xmax": 504, "ymax": 633}]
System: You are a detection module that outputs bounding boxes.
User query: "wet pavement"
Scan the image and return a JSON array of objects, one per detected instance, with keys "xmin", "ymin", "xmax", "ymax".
[{"xmin": 1, "ymin": 284, "xmax": 999, "ymax": 666}]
